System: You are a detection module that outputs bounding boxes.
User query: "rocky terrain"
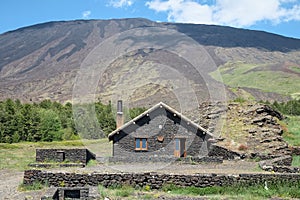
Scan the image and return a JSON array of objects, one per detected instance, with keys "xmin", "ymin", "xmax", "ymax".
[
  {"xmin": 197, "ymin": 102, "xmax": 290, "ymax": 158},
  {"xmin": 0, "ymin": 18, "xmax": 300, "ymax": 107}
]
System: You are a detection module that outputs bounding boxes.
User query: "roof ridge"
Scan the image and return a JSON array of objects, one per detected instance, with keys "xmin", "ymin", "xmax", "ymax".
[{"xmin": 108, "ymin": 102, "xmax": 213, "ymax": 140}]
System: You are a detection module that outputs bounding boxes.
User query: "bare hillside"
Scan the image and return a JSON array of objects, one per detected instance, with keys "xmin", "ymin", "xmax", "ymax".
[{"xmin": 0, "ymin": 18, "xmax": 300, "ymax": 106}]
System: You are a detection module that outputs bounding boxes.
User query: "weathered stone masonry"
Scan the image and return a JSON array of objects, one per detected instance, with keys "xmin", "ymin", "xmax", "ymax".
[
  {"xmin": 24, "ymin": 170, "xmax": 300, "ymax": 189},
  {"xmin": 112, "ymin": 113, "xmax": 212, "ymax": 158},
  {"xmin": 35, "ymin": 149, "xmax": 96, "ymax": 164}
]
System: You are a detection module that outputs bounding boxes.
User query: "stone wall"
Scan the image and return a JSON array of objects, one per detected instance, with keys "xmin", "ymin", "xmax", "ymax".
[
  {"xmin": 259, "ymin": 156, "xmax": 299, "ymax": 173},
  {"xmin": 113, "ymin": 114, "xmax": 212, "ymax": 158},
  {"xmin": 208, "ymin": 145, "xmax": 242, "ymax": 160},
  {"xmin": 36, "ymin": 149, "xmax": 96, "ymax": 164},
  {"xmin": 24, "ymin": 170, "xmax": 300, "ymax": 190}
]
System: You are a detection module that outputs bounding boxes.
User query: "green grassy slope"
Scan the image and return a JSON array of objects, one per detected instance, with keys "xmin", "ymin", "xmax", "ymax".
[
  {"xmin": 282, "ymin": 116, "xmax": 300, "ymax": 146},
  {"xmin": 210, "ymin": 62, "xmax": 300, "ymax": 99}
]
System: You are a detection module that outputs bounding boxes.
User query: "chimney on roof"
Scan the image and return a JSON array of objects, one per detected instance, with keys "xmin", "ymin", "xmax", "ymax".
[{"xmin": 116, "ymin": 100, "xmax": 124, "ymax": 129}]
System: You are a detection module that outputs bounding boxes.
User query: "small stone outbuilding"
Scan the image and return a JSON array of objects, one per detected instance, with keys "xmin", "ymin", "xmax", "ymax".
[{"xmin": 35, "ymin": 148, "xmax": 96, "ymax": 164}]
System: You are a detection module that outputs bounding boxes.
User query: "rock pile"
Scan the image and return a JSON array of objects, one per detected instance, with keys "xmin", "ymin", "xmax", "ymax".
[{"xmin": 197, "ymin": 102, "xmax": 291, "ymax": 159}]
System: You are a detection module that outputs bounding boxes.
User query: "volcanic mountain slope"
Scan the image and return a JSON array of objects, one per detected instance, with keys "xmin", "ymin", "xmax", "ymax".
[{"xmin": 0, "ymin": 18, "xmax": 300, "ymax": 107}]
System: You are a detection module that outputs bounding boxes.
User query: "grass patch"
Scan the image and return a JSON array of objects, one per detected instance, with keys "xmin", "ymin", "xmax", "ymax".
[
  {"xmin": 162, "ymin": 181, "xmax": 300, "ymax": 199},
  {"xmin": 18, "ymin": 181, "xmax": 48, "ymax": 191},
  {"xmin": 282, "ymin": 116, "xmax": 300, "ymax": 146},
  {"xmin": 0, "ymin": 143, "xmax": 21, "ymax": 149},
  {"xmin": 0, "ymin": 143, "xmax": 36, "ymax": 170},
  {"xmin": 292, "ymin": 155, "xmax": 300, "ymax": 167},
  {"xmin": 289, "ymin": 66, "xmax": 300, "ymax": 74},
  {"xmin": 97, "ymin": 181, "xmax": 300, "ymax": 199},
  {"xmin": 291, "ymin": 93, "xmax": 300, "ymax": 100},
  {"xmin": 98, "ymin": 184, "xmax": 162, "ymax": 199},
  {"xmin": 86, "ymin": 159, "xmax": 98, "ymax": 167},
  {"xmin": 33, "ymin": 140, "xmax": 84, "ymax": 147},
  {"xmin": 98, "ymin": 184, "xmax": 135, "ymax": 198},
  {"xmin": 115, "ymin": 185, "xmax": 134, "ymax": 197},
  {"xmin": 233, "ymin": 97, "xmax": 247, "ymax": 103},
  {"xmin": 210, "ymin": 62, "xmax": 300, "ymax": 97},
  {"xmin": 0, "ymin": 139, "xmax": 109, "ymax": 171}
]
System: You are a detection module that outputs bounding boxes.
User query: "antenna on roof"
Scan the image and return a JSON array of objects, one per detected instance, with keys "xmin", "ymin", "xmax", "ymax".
[{"xmin": 116, "ymin": 100, "xmax": 124, "ymax": 129}]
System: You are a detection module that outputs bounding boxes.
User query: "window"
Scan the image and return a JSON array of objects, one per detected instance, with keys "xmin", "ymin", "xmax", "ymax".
[{"xmin": 135, "ymin": 138, "xmax": 148, "ymax": 150}]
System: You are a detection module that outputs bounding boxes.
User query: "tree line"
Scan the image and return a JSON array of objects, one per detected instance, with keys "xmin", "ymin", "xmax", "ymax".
[{"xmin": 0, "ymin": 99, "xmax": 145, "ymax": 143}]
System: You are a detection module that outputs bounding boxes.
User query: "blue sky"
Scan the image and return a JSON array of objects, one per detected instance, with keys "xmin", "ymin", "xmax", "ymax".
[{"xmin": 1, "ymin": 0, "xmax": 300, "ymax": 39}]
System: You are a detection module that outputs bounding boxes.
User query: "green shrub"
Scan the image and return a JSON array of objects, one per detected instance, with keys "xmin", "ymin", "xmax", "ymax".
[
  {"xmin": 19, "ymin": 181, "xmax": 48, "ymax": 191},
  {"xmin": 233, "ymin": 97, "xmax": 246, "ymax": 103},
  {"xmin": 143, "ymin": 185, "xmax": 151, "ymax": 192},
  {"xmin": 98, "ymin": 185, "xmax": 108, "ymax": 198},
  {"xmin": 86, "ymin": 159, "xmax": 98, "ymax": 167},
  {"xmin": 114, "ymin": 185, "xmax": 134, "ymax": 197}
]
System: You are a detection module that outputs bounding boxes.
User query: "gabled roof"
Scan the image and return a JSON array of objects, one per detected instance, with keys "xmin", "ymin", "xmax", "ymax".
[{"xmin": 108, "ymin": 102, "xmax": 214, "ymax": 141}]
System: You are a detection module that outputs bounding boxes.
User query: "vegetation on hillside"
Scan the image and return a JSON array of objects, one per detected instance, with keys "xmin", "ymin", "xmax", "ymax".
[
  {"xmin": 280, "ymin": 116, "xmax": 300, "ymax": 146},
  {"xmin": 261, "ymin": 99, "xmax": 300, "ymax": 146},
  {"xmin": 269, "ymin": 99, "xmax": 300, "ymax": 116},
  {"xmin": 0, "ymin": 99, "xmax": 146, "ymax": 143},
  {"xmin": 0, "ymin": 99, "xmax": 75, "ymax": 143},
  {"xmin": 210, "ymin": 62, "xmax": 300, "ymax": 98}
]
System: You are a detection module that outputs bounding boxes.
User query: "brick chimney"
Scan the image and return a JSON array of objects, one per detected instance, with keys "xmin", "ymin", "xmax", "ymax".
[{"xmin": 116, "ymin": 100, "xmax": 124, "ymax": 129}]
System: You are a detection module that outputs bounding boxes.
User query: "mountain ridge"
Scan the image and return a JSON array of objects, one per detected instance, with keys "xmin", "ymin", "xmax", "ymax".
[{"xmin": 0, "ymin": 18, "xmax": 299, "ymax": 106}]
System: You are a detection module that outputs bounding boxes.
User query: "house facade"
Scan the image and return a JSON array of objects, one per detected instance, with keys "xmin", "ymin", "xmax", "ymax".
[{"xmin": 108, "ymin": 101, "xmax": 215, "ymax": 161}]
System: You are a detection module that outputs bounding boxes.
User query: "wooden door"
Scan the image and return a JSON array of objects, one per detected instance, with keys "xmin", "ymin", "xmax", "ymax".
[{"xmin": 174, "ymin": 138, "xmax": 186, "ymax": 157}]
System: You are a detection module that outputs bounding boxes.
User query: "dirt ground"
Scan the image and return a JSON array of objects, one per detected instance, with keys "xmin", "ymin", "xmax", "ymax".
[
  {"xmin": 0, "ymin": 170, "xmax": 46, "ymax": 200},
  {"xmin": 0, "ymin": 160, "xmax": 268, "ymax": 200}
]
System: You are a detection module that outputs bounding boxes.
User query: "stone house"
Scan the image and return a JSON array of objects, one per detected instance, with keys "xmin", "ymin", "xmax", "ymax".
[{"xmin": 108, "ymin": 101, "xmax": 216, "ymax": 161}]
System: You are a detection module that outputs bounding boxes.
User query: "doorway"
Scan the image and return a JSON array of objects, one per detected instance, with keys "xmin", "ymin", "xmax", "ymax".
[{"xmin": 174, "ymin": 138, "xmax": 186, "ymax": 157}]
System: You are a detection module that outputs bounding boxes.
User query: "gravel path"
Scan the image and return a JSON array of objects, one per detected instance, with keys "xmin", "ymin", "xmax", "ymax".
[
  {"xmin": 0, "ymin": 170, "xmax": 46, "ymax": 200},
  {"xmin": 48, "ymin": 160, "xmax": 263, "ymax": 175}
]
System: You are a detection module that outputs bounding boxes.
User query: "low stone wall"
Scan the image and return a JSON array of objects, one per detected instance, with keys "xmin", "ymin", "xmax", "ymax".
[
  {"xmin": 272, "ymin": 156, "xmax": 292, "ymax": 166},
  {"xmin": 24, "ymin": 170, "xmax": 300, "ymax": 189},
  {"xmin": 208, "ymin": 145, "xmax": 242, "ymax": 160},
  {"xmin": 259, "ymin": 156, "xmax": 299, "ymax": 173},
  {"xmin": 271, "ymin": 166, "xmax": 300, "ymax": 173},
  {"xmin": 36, "ymin": 148, "xmax": 96, "ymax": 164}
]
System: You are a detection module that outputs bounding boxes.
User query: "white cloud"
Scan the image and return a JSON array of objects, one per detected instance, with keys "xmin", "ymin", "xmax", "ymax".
[
  {"xmin": 109, "ymin": 0, "xmax": 133, "ymax": 8},
  {"xmin": 146, "ymin": 0, "xmax": 213, "ymax": 24},
  {"xmin": 82, "ymin": 10, "xmax": 91, "ymax": 19},
  {"xmin": 146, "ymin": 0, "xmax": 300, "ymax": 27}
]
